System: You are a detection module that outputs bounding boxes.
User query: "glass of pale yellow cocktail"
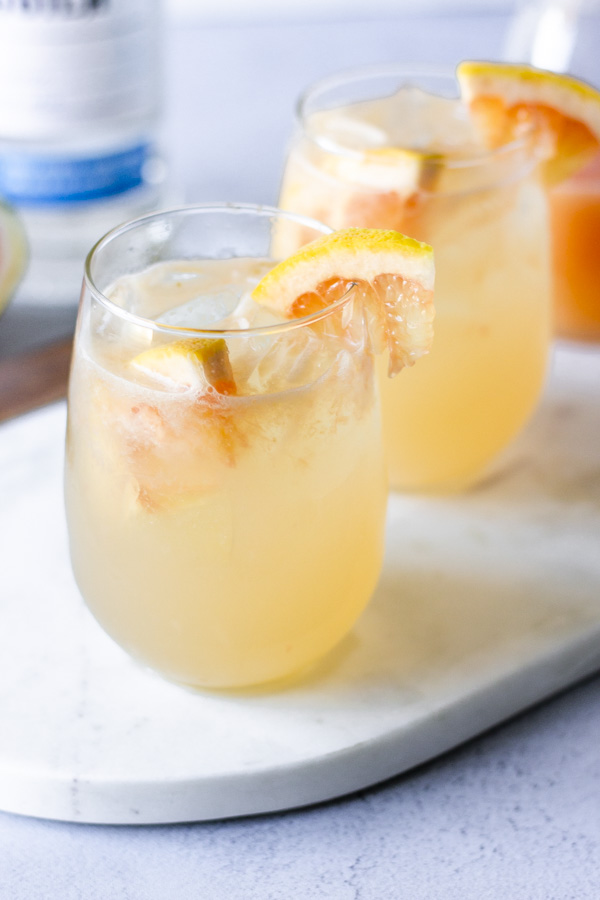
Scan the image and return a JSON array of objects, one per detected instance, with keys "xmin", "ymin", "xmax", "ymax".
[
  {"xmin": 279, "ymin": 64, "xmax": 554, "ymax": 492},
  {"xmin": 64, "ymin": 204, "xmax": 434, "ymax": 689}
]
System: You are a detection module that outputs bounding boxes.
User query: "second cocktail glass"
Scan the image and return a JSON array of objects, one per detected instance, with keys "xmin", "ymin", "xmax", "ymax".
[{"xmin": 279, "ymin": 65, "xmax": 552, "ymax": 492}]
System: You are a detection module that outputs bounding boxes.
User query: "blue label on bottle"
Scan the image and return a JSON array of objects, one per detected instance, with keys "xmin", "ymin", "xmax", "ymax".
[{"xmin": 0, "ymin": 143, "xmax": 150, "ymax": 205}]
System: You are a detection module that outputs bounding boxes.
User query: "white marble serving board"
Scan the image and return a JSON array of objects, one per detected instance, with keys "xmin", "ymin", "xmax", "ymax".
[{"xmin": 0, "ymin": 344, "xmax": 599, "ymax": 826}]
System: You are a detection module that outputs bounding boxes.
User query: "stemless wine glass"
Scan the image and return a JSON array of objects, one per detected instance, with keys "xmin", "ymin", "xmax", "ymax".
[
  {"xmin": 64, "ymin": 204, "xmax": 387, "ymax": 690},
  {"xmin": 279, "ymin": 64, "xmax": 552, "ymax": 492}
]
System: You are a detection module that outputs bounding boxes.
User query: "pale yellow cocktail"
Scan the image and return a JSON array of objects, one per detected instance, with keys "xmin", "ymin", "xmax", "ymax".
[{"xmin": 279, "ymin": 66, "xmax": 552, "ymax": 490}]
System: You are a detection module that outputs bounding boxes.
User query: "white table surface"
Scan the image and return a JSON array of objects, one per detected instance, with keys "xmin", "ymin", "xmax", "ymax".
[{"xmin": 1, "ymin": 10, "xmax": 600, "ymax": 899}]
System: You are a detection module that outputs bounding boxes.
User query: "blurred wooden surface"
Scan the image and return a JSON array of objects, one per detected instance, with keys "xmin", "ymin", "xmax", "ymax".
[{"xmin": 0, "ymin": 337, "xmax": 72, "ymax": 423}]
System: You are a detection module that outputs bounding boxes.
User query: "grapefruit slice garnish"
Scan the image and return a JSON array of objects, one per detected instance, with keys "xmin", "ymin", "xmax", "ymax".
[
  {"xmin": 0, "ymin": 201, "xmax": 28, "ymax": 317},
  {"xmin": 251, "ymin": 227, "xmax": 435, "ymax": 375},
  {"xmin": 131, "ymin": 338, "xmax": 237, "ymax": 395},
  {"xmin": 456, "ymin": 61, "xmax": 600, "ymax": 184}
]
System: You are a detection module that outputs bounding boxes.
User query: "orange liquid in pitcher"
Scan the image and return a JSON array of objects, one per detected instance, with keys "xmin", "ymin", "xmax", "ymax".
[{"xmin": 550, "ymin": 151, "xmax": 600, "ymax": 342}]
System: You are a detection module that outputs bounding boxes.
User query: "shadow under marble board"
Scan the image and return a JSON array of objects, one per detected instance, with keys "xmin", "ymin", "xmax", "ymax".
[{"xmin": 0, "ymin": 344, "xmax": 599, "ymax": 825}]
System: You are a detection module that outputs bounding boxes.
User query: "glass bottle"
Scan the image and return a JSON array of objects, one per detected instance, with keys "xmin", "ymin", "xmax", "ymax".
[{"xmin": 0, "ymin": 0, "xmax": 167, "ymax": 305}]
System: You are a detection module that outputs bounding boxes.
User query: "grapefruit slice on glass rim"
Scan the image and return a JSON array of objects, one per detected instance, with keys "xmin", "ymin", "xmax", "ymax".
[
  {"xmin": 251, "ymin": 227, "xmax": 435, "ymax": 376},
  {"xmin": 456, "ymin": 60, "xmax": 600, "ymax": 185}
]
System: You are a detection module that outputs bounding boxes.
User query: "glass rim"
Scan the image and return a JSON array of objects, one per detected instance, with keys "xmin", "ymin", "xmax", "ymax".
[
  {"xmin": 295, "ymin": 62, "xmax": 534, "ymax": 172},
  {"xmin": 83, "ymin": 203, "xmax": 359, "ymax": 339}
]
